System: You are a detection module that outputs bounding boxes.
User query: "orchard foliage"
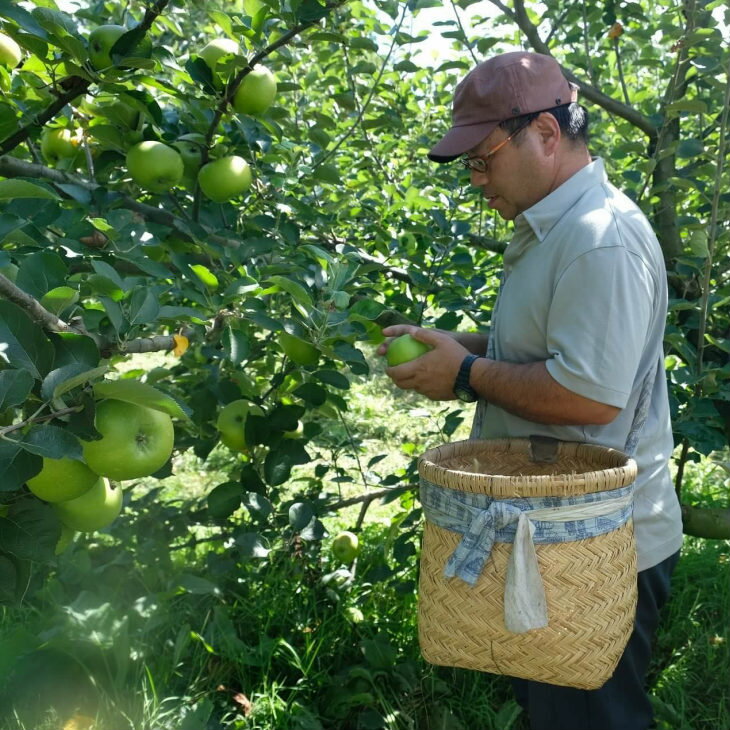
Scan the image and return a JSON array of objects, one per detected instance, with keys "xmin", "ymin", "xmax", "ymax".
[{"xmin": 0, "ymin": 0, "xmax": 728, "ymax": 607}]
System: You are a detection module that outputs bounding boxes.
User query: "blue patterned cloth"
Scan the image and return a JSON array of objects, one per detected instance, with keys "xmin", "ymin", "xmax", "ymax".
[{"xmin": 420, "ymin": 477, "xmax": 634, "ymax": 587}]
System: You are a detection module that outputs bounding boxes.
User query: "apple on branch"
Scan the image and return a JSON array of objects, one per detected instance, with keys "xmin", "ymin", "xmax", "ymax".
[
  {"xmin": 197, "ymin": 155, "xmax": 252, "ymax": 203},
  {"xmin": 26, "ymin": 457, "xmax": 98, "ymax": 503},
  {"xmin": 233, "ymin": 66, "xmax": 277, "ymax": 116},
  {"xmin": 0, "ymin": 32, "xmax": 22, "ymax": 68},
  {"xmin": 126, "ymin": 140, "xmax": 184, "ymax": 193},
  {"xmin": 54, "ymin": 477, "xmax": 123, "ymax": 532},
  {"xmin": 198, "ymin": 38, "xmax": 241, "ymax": 89},
  {"xmin": 88, "ymin": 24, "xmax": 152, "ymax": 70},
  {"xmin": 40, "ymin": 128, "xmax": 81, "ymax": 166},
  {"xmin": 82, "ymin": 399, "xmax": 175, "ymax": 481}
]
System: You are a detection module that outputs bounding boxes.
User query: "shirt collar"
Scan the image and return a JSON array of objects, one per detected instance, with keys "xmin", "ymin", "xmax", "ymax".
[{"xmin": 516, "ymin": 157, "xmax": 608, "ymax": 241}]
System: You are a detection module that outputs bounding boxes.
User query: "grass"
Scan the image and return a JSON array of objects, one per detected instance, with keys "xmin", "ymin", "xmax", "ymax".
[{"xmin": 0, "ymin": 367, "xmax": 727, "ymax": 730}]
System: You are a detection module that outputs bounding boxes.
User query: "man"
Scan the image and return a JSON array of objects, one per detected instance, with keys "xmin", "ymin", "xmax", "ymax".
[{"xmin": 379, "ymin": 52, "xmax": 683, "ymax": 730}]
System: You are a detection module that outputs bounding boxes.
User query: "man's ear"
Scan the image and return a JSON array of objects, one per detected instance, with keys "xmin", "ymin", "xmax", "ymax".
[{"xmin": 534, "ymin": 112, "xmax": 561, "ymax": 154}]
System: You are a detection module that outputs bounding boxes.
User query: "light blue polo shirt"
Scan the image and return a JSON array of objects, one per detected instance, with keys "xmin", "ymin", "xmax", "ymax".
[{"xmin": 474, "ymin": 158, "xmax": 683, "ymax": 571}]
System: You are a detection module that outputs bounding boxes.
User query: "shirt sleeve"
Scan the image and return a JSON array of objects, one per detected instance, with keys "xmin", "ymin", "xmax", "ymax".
[{"xmin": 544, "ymin": 246, "xmax": 656, "ymax": 408}]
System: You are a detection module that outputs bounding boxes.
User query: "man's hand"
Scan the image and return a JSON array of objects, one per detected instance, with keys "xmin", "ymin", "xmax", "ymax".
[{"xmin": 378, "ymin": 325, "xmax": 470, "ymax": 401}]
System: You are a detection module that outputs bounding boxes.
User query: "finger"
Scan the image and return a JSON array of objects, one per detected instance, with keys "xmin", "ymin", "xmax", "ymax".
[{"xmin": 381, "ymin": 324, "xmax": 418, "ymax": 338}]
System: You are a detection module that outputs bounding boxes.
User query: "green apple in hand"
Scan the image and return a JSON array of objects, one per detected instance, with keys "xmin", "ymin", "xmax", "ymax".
[
  {"xmin": 233, "ymin": 66, "xmax": 277, "ymax": 115},
  {"xmin": 126, "ymin": 141, "xmax": 184, "ymax": 193},
  {"xmin": 332, "ymin": 531, "xmax": 359, "ymax": 563},
  {"xmin": 0, "ymin": 32, "xmax": 21, "ymax": 68},
  {"xmin": 27, "ymin": 457, "xmax": 98, "ymax": 503},
  {"xmin": 197, "ymin": 155, "xmax": 252, "ymax": 202},
  {"xmin": 82, "ymin": 399, "xmax": 174, "ymax": 481},
  {"xmin": 385, "ymin": 333, "xmax": 432, "ymax": 366},
  {"xmin": 54, "ymin": 477, "xmax": 123, "ymax": 532}
]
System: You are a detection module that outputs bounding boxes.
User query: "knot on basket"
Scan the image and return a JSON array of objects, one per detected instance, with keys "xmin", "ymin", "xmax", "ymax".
[{"xmin": 419, "ymin": 479, "xmax": 635, "ymax": 633}]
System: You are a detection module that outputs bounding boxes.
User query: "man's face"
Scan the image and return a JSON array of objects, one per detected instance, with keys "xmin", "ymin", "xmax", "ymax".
[{"xmin": 466, "ymin": 122, "xmax": 551, "ymax": 221}]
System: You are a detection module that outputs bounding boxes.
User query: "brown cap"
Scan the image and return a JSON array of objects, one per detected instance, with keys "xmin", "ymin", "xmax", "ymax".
[{"xmin": 428, "ymin": 52, "xmax": 578, "ymax": 163}]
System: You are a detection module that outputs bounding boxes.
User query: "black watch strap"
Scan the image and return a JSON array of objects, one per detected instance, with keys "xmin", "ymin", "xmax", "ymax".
[{"xmin": 453, "ymin": 354, "xmax": 481, "ymax": 402}]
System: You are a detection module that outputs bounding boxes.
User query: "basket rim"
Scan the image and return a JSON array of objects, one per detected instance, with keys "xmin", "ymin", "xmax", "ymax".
[{"xmin": 418, "ymin": 438, "xmax": 637, "ymax": 490}]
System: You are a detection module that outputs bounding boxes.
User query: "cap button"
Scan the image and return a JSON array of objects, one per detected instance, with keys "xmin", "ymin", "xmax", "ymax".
[{"xmin": 555, "ymin": 97, "xmax": 562, "ymax": 104}]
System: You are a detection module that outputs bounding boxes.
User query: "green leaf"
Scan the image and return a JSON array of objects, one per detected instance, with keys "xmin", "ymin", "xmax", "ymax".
[
  {"xmin": 665, "ymin": 99, "xmax": 709, "ymax": 115},
  {"xmin": 314, "ymin": 369, "xmax": 350, "ymax": 389},
  {"xmin": 292, "ymin": 383, "xmax": 327, "ymax": 406},
  {"xmin": 676, "ymin": 139, "xmax": 704, "ymax": 158},
  {"xmin": 16, "ymin": 250, "xmax": 68, "ymax": 299},
  {"xmin": 49, "ymin": 332, "xmax": 101, "ymax": 369},
  {"xmin": 0, "ymin": 369, "xmax": 34, "ymax": 410},
  {"xmin": 208, "ymin": 482, "xmax": 242, "ymax": 520},
  {"xmin": 18, "ymin": 424, "xmax": 83, "ymax": 460},
  {"xmin": 234, "ymin": 531, "xmax": 269, "ymax": 558},
  {"xmin": 265, "ymin": 275, "xmax": 314, "ymax": 310},
  {"xmin": 127, "ymin": 288, "xmax": 160, "ymax": 327},
  {"xmin": 177, "ymin": 574, "xmax": 222, "ymax": 596},
  {"xmin": 0, "ymin": 300, "xmax": 54, "ymax": 379},
  {"xmin": 0, "ymin": 441, "xmax": 42, "ymax": 492},
  {"xmin": 222, "ymin": 326, "xmax": 250, "ymax": 365},
  {"xmin": 39, "ymin": 285, "xmax": 78, "ymax": 314},
  {"xmin": 0, "ymin": 500, "xmax": 60, "ymax": 563},
  {"xmin": 289, "ymin": 501, "xmax": 315, "ymax": 530},
  {"xmin": 93, "ymin": 379, "xmax": 191, "ymax": 421},
  {"xmin": 0, "ymin": 180, "xmax": 59, "ymax": 200},
  {"xmin": 41, "ymin": 364, "xmax": 108, "ymax": 401}
]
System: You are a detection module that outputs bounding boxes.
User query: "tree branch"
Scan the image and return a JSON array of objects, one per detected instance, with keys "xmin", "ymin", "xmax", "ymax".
[
  {"xmin": 0, "ymin": 272, "xmax": 80, "ymax": 334},
  {"xmin": 487, "ymin": 0, "xmax": 657, "ymax": 139},
  {"xmin": 0, "ymin": 0, "xmax": 172, "ymax": 156},
  {"xmin": 0, "ymin": 154, "xmax": 242, "ymax": 249}
]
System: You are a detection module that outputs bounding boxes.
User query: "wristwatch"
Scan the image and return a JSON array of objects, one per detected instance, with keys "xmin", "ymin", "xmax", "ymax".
[{"xmin": 453, "ymin": 354, "xmax": 481, "ymax": 402}]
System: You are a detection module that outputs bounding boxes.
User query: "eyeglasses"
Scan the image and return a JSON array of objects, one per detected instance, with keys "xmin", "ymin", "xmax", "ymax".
[{"xmin": 460, "ymin": 118, "xmax": 534, "ymax": 173}]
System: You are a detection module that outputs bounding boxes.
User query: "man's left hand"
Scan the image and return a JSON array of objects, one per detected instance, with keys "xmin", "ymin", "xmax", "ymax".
[{"xmin": 381, "ymin": 325, "xmax": 470, "ymax": 401}]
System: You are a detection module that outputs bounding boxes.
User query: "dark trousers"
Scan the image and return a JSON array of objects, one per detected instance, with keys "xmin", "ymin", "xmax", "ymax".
[{"xmin": 511, "ymin": 550, "xmax": 680, "ymax": 730}]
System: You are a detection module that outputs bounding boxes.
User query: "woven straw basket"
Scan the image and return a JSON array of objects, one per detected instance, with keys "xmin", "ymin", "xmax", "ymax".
[{"xmin": 417, "ymin": 438, "xmax": 638, "ymax": 690}]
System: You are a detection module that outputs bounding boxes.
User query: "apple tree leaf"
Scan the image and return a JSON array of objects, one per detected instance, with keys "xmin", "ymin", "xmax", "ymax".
[
  {"xmin": 18, "ymin": 424, "xmax": 83, "ymax": 460},
  {"xmin": 0, "ymin": 369, "xmax": 35, "ymax": 411},
  {"xmin": 234, "ymin": 530, "xmax": 269, "ymax": 558},
  {"xmin": 207, "ymin": 482, "xmax": 242, "ymax": 521},
  {"xmin": 0, "ymin": 301, "xmax": 55, "ymax": 379},
  {"xmin": 0, "ymin": 180, "xmax": 60, "ymax": 201},
  {"xmin": 93, "ymin": 379, "xmax": 191, "ymax": 421},
  {"xmin": 0, "ymin": 441, "xmax": 42, "ymax": 491},
  {"xmin": 288, "ymin": 501, "xmax": 314, "ymax": 530},
  {"xmin": 0, "ymin": 500, "xmax": 61, "ymax": 563}
]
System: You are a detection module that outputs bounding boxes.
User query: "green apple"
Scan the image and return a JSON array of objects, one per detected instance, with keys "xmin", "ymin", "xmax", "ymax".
[
  {"xmin": 0, "ymin": 32, "xmax": 21, "ymax": 68},
  {"xmin": 385, "ymin": 333, "xmax": 432, "ymax": 367},
  {"xmin": 126, "ymin": 140, "xmax": 184, "ymax": 193},
  {"xmin": 173, "ymin": 133, "xmax": 206, "ymax": 178},
  {"xmin": 40, "ymin": 128, "xmax": 79, "ymax": 165},
  {"xmin": 88, "ymin": 24, "xmax": 152, "ymax": 70},
  {"xmin": 26, "ymin": 457, "xmax": 98, "ymax": 503},
  {"xmin": 216, "ymin": 399, "xmax": 254, "ymax": 452},
  {"xmin": 82, "ymin": 399, "xmax": 174, "ymax": 481},
  {"xmin": 279, "ymin": 332, "xmax": 319, "ymax": 367},
  {"xmin": 197, "ymin": 155, "xmax": 252, "ymax": 203},
  {"xmin": 332, "ymin": 531, "xmax": 359, "ymax": 564},
  {"xmin": 54, "ymin": 477, "xmax": 123, "ymax": 532},
  {"xmin": 199, "ymin": 38, "xmax": 240, "ymax": 88},
  {"xmin": 232, "ymin": 66, "xmax": 277, "ymax": 115}
]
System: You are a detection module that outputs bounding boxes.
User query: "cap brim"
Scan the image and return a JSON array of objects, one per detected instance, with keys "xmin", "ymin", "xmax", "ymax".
[{"xmin": 427, "ymin": 121, "xmax": 499, "ymax": 163}]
